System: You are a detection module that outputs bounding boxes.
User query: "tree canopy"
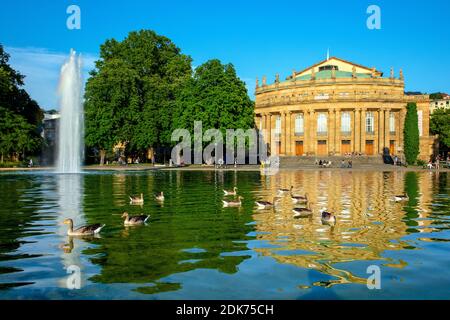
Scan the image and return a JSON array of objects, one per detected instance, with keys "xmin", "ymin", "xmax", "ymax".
[
  {"xmin": 84, "ymin": 30, "xmax": 255, "ymax": 164},
  {"xmin": 430, "ymin": 108, "xmax": 450, "ymax": 149},
  {"xmin": 173, "ymin": 59, "xmax": 254, "ymax": 137},
  {"xmin": 0, "ymin": 45, "xmax": 43, "ymax": 162}
]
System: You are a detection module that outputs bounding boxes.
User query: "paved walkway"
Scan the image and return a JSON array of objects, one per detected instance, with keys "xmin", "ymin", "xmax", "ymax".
[{"xmin": 1, "ymin": 164, "xmax": 449, "ymax": 172}]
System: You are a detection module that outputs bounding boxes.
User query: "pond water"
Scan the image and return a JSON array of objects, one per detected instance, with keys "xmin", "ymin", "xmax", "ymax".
[{"xmin": 0, "ymin": 169, "xmax": 449, "ymax": 299}]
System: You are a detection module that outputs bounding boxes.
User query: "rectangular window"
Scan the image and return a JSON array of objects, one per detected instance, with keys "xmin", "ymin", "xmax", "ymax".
[
  {"xmin": 389, "ymin": 112, "xmax": 395, "ymax": 133},
  {"xmin": 295, "ymin": 114, "xmax": 304, "ymax": 135},
  {"xmin": 341, "ymin": 112, "xmax": 351, "ymax": 134},
  {"xmin": 275, "ymin": 115, "xmax": 281, "ymax": 135},
  {"xmin": 366, "ymin": 111, "xmax": 374, "ymax": 133},
  {"xmin": 317, "ymin": 113, "xmax": 328, "ymax": 135}
]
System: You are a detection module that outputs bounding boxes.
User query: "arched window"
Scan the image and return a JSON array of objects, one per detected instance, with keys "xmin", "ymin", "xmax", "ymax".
[
  {"xmin": 366, "ymin": 111, "xmax": 374, "ymax": 133},
  {"xmin": 317, "ymin": 113, "xmax": 327, "ymax": 134},
  {"xmin": 341, "ymin": 112, "xmax": 351, "ymax": 134},
  {"xmin": 295, "ymin": 114, "xmax": 304, "ymax": 135},
  {"xmin": 389, "ymin": 112, "xmax": 395, "ymax": 133}
]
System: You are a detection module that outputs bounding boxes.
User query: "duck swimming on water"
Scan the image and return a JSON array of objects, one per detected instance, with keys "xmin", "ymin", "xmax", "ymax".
[
  {"xmin": 223, "ymin": 187, "xmax": 237, "ymax": 196},
  {"xmin": 393, "ymin": 194, "xmax": 409, "ymax": 202},
  {"xmin": 155, "ymin": 192, "xmax": 164, "ymax": 201},
  {"xmin": 121, "ymin": 212, "xmax": 150, "ymax": 226},
  {"xmin": 223, "ymin": 196, "xmax": 243, "ymax": 207},
  {"xmin": 255, "ymin": 197, "xmax": 279, "ymax": 210},
  {"xmin": 320, "ymin": 208, "xmax": 336, "ymax": 226},
  {"xmin": 292, "ymin": 202, "xmax": 313, "ymax": 218},
  {"xmin": 63, "ymin": 218, "xmax": 105, "ymax": 236},
  {"xmin": 129, "ymin": 193, "xmax": 144, "ymax": 204}
]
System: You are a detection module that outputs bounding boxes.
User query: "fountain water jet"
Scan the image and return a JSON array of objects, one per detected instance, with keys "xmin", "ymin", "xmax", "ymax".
[{"xmin": 57, "ymin": 49, "xmax": 83, "ymax": 173}]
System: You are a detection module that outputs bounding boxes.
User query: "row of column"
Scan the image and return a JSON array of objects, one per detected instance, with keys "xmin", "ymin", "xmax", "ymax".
[{"xmin": 258, "ymin": 108, "xmax": 402, "ymax": 156}]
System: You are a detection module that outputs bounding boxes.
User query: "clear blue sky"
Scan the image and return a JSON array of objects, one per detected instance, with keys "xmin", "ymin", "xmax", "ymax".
[{"xmin": 1, "ymin": 0, "xmax": 449, "ymax": 109}]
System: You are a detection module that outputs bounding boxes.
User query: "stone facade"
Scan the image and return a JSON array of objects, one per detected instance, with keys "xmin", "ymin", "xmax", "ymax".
[{"xmin": 254, "ymin": 57, "xmax": 435, "ymax": 161}]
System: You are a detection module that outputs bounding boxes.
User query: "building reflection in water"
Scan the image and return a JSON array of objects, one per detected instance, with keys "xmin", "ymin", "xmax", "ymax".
[{"xmin": 252, "ymin": 170, "xmax": 434, "ymax": 287}]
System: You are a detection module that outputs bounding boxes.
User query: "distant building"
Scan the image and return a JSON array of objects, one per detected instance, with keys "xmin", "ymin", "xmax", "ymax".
[
  {"xmin": 41, "ymin": 111, "xmax": 60, "ymax": 165},
  {"xmin": 430, "ymin": 94, "xmax": 450, "ymax": 113},
  {"xmin": 42, "ymin": 112, "xmax": 60, "ymax": 146},
  {"xmin": 255, "ymin": 57, "xmax": 434, "ymax": 160}
]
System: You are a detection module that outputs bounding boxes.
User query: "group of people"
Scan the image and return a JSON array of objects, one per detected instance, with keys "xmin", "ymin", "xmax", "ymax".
[
  {"xmin": 340, "ymin": 159, "xmax": 353, "ymax": 168},
  {"xmin": 343, "ymin": 152, "xmax": 364, "ymax": 157},
  {"xmin": 316, "ymin": 159, "xmax": 332, "ymax": 167},
  {"xmin": 425, "ymin": 155, "xmax": 449, "ymax": 170}
]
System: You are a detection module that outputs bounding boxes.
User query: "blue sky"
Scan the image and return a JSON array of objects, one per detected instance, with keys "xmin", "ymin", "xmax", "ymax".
[{"xmin": 1, "ymin": 0, "xmax": 449, "ymax": 109}]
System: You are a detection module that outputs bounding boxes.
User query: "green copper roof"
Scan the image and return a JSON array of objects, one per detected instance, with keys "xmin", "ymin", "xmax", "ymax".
[{"xmin": 294, "ymin": 70, "xmax": 372, "ymax": 81}]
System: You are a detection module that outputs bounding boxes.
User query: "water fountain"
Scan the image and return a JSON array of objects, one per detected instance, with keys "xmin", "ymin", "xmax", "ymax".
[{"xmin": 56, "ymin": 49, "xmax": 83, "ymax": 173}]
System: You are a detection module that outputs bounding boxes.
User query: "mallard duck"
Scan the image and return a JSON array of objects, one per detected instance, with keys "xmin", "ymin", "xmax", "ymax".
[
  {"xmin": 223, "ymin": 196, "xmax": 243, "ymax": 207},
  {"xmin": 278, "ymin": 186, "xmax": 293, "ymax": 194},
  {"xmin": 63, "ymin": 218, "xmax": 105, "ymax": 236},
  {"xmin": 320, "ymin": 209, "xmax": 336, "ymax": 225},
  {"xmin": 155, "ymin": 192, "xmax": 164, "ymax": 201},
  {"xmin": 129, "ymin": 193, "xmax": 144, "ymax": 204},
  {"xmin": 255, "ymin": 197, "xmax": 278, "ymax": 209},
  {"xmin": 223, "ymin": 187, "xmax": 237, "ymax": 196},
  {"xmin": 291, "ymin": 192, "xmax": 308, "ymax": 204},
  {"xmin": 292, "ymin": 202, "xmax": 313, "ymax": 218},
  {"xmin": 394, "ymin": 194, "xmax": 409, "ymax": 202},
  {"xmin": 121, "ymin": 212, "xmax": 150, "ymax": 226}
]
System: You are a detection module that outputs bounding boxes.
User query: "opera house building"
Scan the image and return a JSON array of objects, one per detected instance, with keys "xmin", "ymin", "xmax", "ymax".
[{"xmin": 254, "ymin": 57, "xmax": 434, "ymax": 160}]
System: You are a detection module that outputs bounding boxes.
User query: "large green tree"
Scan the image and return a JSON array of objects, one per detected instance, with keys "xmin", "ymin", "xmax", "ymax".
[
  {"xmin": 84, "ymin": 30, "xmax": 192, "ymax": 164},
  {"xmin": 403, "ymin": 102, "xmax": 420, "ymax": 165},
  {"xmin": 430, "ymin": 108, "xmax": 450, "ymax": 149},
  {"xmin": 0, "ymin": 45, "xmax": 43, "ymax": 162},
  {"xmin": 173, "ymin": 59, "xmax": 255, "ymax": 138}
]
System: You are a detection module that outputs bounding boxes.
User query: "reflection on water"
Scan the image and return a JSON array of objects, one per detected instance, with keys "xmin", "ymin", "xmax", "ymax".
[{"xmin": 0, "ymin": 170, "xmax": 448, "ymax": 299}]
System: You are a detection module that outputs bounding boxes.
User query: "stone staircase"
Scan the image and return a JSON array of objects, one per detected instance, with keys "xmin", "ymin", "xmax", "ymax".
[{"xmin": 279, "ymin": 155, "xmax": 385, "ymax": 168}]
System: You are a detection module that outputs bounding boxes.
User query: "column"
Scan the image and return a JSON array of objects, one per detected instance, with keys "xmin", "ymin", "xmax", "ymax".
[
  {"xmin": 310, "ymin": 110, "xmax": 316, "ymax": 155},
  {"xmin": 287, "ymin": 111, "xmax": 292, "ymax": 155},
  {"xmin": 266, "ymin": 113, "xmax": 272, "ymax": 154},
  {"xmin": 360, "ymin": 108, "xmax": 366, "ymax": 153},
  {"xmin": 384, "ymin": 108, "xmax": 390, "ymax": 152},
  {"xmin": 354, "ymin": 109, "xmax": 360, "ymax": 152},
  {"xmin": 304, "ymin": 110, "xmax": 310, "ymax": 155},
  {"xmin": 328, "ymin": 110, "xmax": 335, "ymax": 154},
  {"xmin": 281, "ymin": 112, "xmax": 287, "ymax": 155},
  {"xmin": 379, "ymin": 109, "xmax": 385, "ymax": 153},
  {"xmin": 335, "ymin": 109, "xmax": 341, "ymax": 155},
  {"xmin": 309, "ymin": 109, "xmax": 317, "ymax": 155},
  {"xmin": 373, "ymin": 110, "xmax": 379, "ymax": 154}
]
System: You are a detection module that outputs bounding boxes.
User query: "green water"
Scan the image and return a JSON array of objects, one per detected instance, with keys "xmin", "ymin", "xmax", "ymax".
[{"xmin": 0, "ymin": 170, "xmax": 449, "ymax": 299}]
